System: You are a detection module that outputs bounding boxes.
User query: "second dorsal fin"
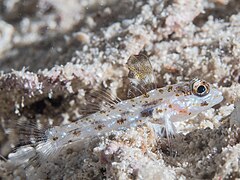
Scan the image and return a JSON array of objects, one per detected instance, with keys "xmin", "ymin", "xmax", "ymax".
[{"xmin": 79, "ymin": 87, "xmax": 122, "ymax": 116}]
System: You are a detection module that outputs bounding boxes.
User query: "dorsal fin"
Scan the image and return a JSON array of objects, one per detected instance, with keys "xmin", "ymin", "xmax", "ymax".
[
  {"xmin": 127, "ymin": 53, "xmax": 156, "ymax": 98},
  {"xmin": 78, "ymin": 88, "xmax": 121, "ymax": 116}
]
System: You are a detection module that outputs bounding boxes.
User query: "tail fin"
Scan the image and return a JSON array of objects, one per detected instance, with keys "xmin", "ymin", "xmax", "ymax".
[
  {"xmin": 16, "ymin": 121, "xmax": 47, "ymax": 146},
  {"xmin": 8, "ymin": 121, "xmax": 51, "ymax": 168}
]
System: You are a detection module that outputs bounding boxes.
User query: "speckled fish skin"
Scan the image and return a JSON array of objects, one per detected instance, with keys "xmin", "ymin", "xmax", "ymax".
[
  {"xmin": 8, "ymin": 54, "xmax": 224, "ymax": 167},
  {"xmin": 34, "ymin": 78, "xmax": 223, "ymax": 159}
]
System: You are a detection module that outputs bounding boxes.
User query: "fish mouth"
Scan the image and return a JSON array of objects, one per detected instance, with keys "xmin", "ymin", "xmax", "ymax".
[
  {"xmin": 213, "ymin": 93, "xmax": 224, "ymax": 105},
  {"xmin": 208, "ymin": 88, "xmax": 223, "ymax": 107},
  {"xmin": 217, "ymin": 94, "xmax": 224, "ymax": 102}
]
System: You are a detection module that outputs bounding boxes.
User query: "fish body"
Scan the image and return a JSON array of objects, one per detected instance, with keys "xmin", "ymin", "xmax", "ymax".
[
  {"xmin": 8, "ymin": 54, "xmax": 223, "ymax": 169},
  {"xmin": 19, "ymin": 79, "xmax": 223, "ymax": 161}
]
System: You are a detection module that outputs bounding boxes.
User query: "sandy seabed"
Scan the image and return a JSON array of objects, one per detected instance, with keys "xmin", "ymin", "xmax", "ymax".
[{"xmin": 0, "ymin": 0, "xmax": 240, "ymax": 179}]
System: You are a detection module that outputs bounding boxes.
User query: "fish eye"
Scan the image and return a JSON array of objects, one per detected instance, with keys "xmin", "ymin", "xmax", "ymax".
[
  {"xmin": 197, "ymin": 85, "xmax": 206, "ymax": 94},
  {"xmin": 191, "ymin": 79, "xmax": 210, "ymax": 97}
]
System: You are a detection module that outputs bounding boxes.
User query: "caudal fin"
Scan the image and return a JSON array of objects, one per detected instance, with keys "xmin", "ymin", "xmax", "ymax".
[{"xmin": 8, "ymin": 121, "xmax": 50, "ymax": 169}]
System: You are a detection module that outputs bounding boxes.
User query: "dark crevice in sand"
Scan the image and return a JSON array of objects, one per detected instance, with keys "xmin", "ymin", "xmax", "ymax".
[
  {"xmin": 78, "ymin": 0, "xmax": 142, "ymax": 32},
  {"xmin": 21, "ymin": 95, "xmax": 65, "ymax": 118},
  {"xmin": 0, "ymin": 34, "xmax": 84, "ymax": 72},
  {"xmin": 194, "ymin": 0, "xmax": 240, "ymax": 27},
  {"xmin": 1, "ymin": 1, "xmax": 38, "ymax": 23}
]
